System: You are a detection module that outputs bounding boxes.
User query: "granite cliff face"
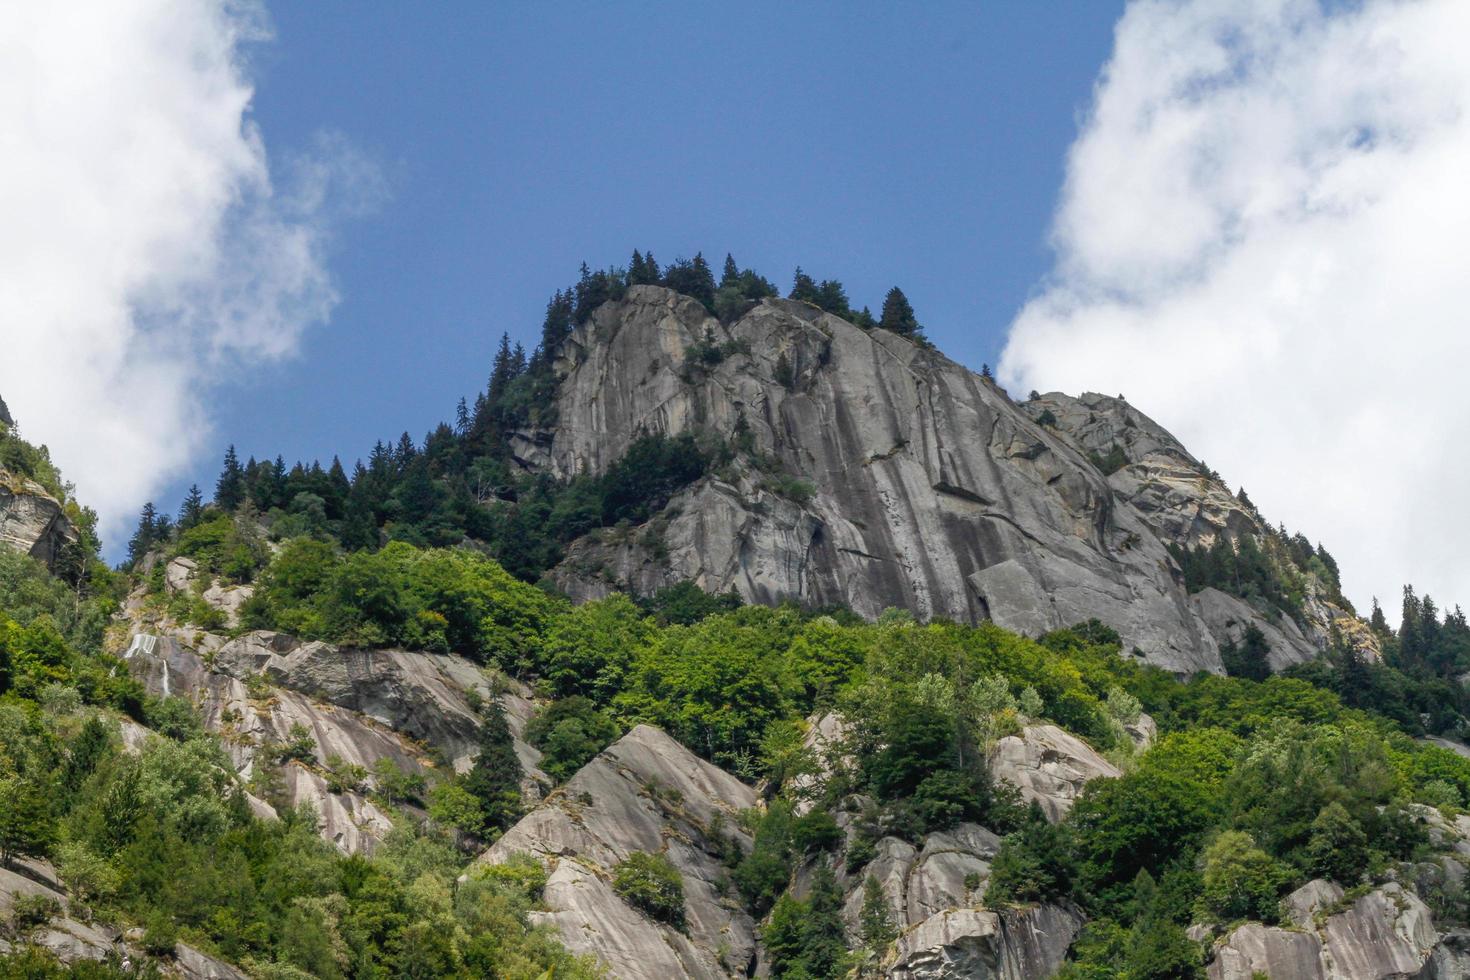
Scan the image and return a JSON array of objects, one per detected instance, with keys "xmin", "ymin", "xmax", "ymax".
[
  {"xmin": 0, "ymin": 467, "xmax": 76, "ymax": 571},
  {"xmin": 515, "ymin": 285, "xmax": 1343, "ymax": 674}
]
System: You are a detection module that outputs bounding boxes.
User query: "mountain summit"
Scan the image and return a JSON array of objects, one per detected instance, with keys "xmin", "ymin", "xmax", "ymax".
[{"xmin": 509, "ymin": 285, "xmax": 1353, "ymax": 675}]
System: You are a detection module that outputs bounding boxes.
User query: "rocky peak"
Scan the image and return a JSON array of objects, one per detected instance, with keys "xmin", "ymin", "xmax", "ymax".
[{"xmin": 518, "ymin": 285, "xmax": 1308, "ymax": 673}]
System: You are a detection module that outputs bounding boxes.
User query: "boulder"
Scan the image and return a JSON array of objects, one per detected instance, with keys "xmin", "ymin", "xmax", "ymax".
[
  {"xmin": 473, "ymin": 724, "xmax": 759, "ymax": 979},
  {"xmin": 888, "ymin": 903, "xmax": 1084, "ymax": 979},
  {"xmin": 989, "ymin": 724, "xmax": 1120, "ymax": 822},
  {"xmin": 1283, "ymin": 879, "xmax": 1345, "ymax": 929},
  {"xmin": 0, "ymin": 861, "xmax": 247, "ymax": 978}
]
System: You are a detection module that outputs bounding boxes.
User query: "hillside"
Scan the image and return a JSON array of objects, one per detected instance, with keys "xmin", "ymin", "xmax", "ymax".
[{"xmin": 4, "ymin": 258, "xmax": 1470, "ymax": 979}]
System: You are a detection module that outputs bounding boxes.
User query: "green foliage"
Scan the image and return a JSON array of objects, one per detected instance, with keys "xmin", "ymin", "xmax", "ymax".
[
  {"xmin": 1087, "ymin": 443, "xmax": 1128, "ymax": 477},
  {"xmin": 1198, "ymin": 831, "xmax": 1286, "ymax": 923},
  {"xmin": 762, "ymin": 862, "xmax": 848, "ymax": 979},
  {"xmin": 461, "ymin": 698, "xmax": 523, "ymax": 836},
  {"xmin": 1303, "ymin": 801, "xmax": 1369, "ymax": 885},
  {"xmin": 612, "ymin": 851, "xmax": 685, "ymax": 927},
  {"xmin": 524, "ymin": 696, "xmax": 620, "ymax": 782},
  {"xmin": 985, "ymin": 804, "xmax": 1077, "ymax": 904}
]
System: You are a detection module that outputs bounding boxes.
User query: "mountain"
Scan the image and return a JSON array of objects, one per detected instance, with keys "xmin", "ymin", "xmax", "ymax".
[
  {"xmin": 4, "ymin": 266, "xmax": 1470, "ymax": 980},
  {"xmin": 515, "ymin": 284, "xmax": 1357, "ymax": 675}
]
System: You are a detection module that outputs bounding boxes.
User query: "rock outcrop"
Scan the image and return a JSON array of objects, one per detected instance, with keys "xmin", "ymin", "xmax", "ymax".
[
  {"xmin": 0, "ymin": 859, "xmax": 246, "ymax": 978},
  {"xmin": 0, "ymin": 468, "xmax": 76, "ymax": 570},
  {"xmin": 1207, "ymin": 881, "xmax": 1443, "ymax": 980},
  {"xmin": 473, "ymin": 724, "xmax": 760, "ymax": 979},
  {"xmin": 989, "ymin": 723, "xmax": 1120, "ymax": 822},
  {"xmin": 888, "ymin": 903, "xmax": 1084, "ymax": 980},
  {"xmin": 1024, "ymin": 390, "xmax": 1370, "ymax": 667},
  {"xmin": 526, "ymin": 286, "xmax": 1235, "ymax": 672},
  {"xmin": 122, "ymin": 628, "xmax": 548, "ymax": 852}
]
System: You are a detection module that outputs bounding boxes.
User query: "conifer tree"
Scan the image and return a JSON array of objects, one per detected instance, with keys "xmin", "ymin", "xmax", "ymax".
[
  {"xmin": 790, "ymin": 267, "xmax": 819, "ymax": 304},
  {"xmin": 126, "ymin": 502, "xmax": 159, "ymax": 567},
  {"xmin": 878, "ymin": 286, "xmax": 921, "ymax": 337},
  {"xmin": 721, "ymin": 253, "xmax": 740, "ymax": 288},
  {"xmin": 215, "ymin": 445, "xmax": 244, "ymax": 510},
  {"xmin": 462, "ymin": 698, "xmax": 523, "ymax": 834},
  {"xmin": 177, "ymin": 484, "xmax": 205, "ymax": 531}
]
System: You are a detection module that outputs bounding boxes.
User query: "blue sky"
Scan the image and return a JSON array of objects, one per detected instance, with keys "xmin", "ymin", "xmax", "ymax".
[{"xmin": 201, "ymin": 2, "xmax": 1121, "ymax": 502}]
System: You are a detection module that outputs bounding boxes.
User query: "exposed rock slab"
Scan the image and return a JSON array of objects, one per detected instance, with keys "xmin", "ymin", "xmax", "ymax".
[
  {"xmin": 474, "ymin": 724, "xmax": 758, "ymax": 979},
  {"xmin": 0, "ymin": 860, "xmax": 246, "ymax": 978},
  {"xmin": 0, "ymin": 468, "xmax": 76, "ymax": 570},
  {"xmin": 539, "ymin": 287, "xmax": 1223, "ymax": 673},
  {"xmin": 888, "ymin": 903, "xmax": 1084, "ymax": 980},
  {"xmin": 1208, "ymin": 882, "xmax": 1440, "ymax": 980},
  {"xmin": 989, "ymin": 724, "xmax": 1119, "ymax": 822}
]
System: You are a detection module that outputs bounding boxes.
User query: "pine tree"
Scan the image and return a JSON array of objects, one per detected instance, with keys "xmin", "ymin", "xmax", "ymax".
[
  {"xmin": 878, "ymin": 286, "xmax": 920, "ymax": 337},
  {"xmin": 628, "ymin": 249, "xmax": 649, "ymax": 285},
  {"xmin": 215, "ymin": 445, "xmax": 244, "ymax": 510},
  {"xmin": 721, "ymin": 253, "xmax": 740, "ymax": 288},
  {"xmin": 177, "ymin": 484, "xmax": 205, "ymax": 531},
  {"xmin": 643, "ymin": 250, "xmax": 660, "ymax": 283},
  {"xmin": 790, "ymin": 267, "xmax": 819, "ymax": 304},
  {"xmin": 454, "ymin": 397, "xmax": 470, "ymax": 435},
  {"xmin": 1370, "ymin": 597, "xmax": 1390, "ymax": 635},
  {"xmin": 461, "ymin": 698, "xmax": 523, "ymax": 834},
  {"xmin": 126, "ymin": 502, "xmax": 159, "ymax": 567}
]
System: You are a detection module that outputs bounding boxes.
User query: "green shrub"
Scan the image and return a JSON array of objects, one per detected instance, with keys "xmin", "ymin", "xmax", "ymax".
[{"xmin": 613, "ymin": 851, "xmax": 685, "ymax": 927}]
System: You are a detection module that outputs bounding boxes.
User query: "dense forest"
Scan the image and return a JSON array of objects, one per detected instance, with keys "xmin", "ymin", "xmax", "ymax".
[{"xmin": 7, "ymin": 263, "xmax": 1470, "ymax": 977}]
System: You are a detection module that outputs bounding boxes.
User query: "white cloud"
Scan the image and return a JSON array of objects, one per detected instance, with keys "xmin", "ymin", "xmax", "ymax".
[
  {"xmin": 0, "ymin": 1, "xmax": 376, "ymax": 543},
  {"xmin": 1000, "ymin": 0, "xmax": 1470, "ymax": 618}
]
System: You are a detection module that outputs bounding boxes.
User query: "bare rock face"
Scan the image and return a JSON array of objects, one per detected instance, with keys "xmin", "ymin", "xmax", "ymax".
[
  {"xmin": 0, "ymin": 467, "xmax": 76, "ymax": 570},
  {"xmin": 163, "ymin": 557, "xmax": 254, "ymax": 627},
  {"xmin": 535, "ymin": 286, "xmax": 1224, "ymax": 674},
  {"xmin": 1208, "ymin": 882, "xmax": 1440, "ymax": 980},
  {"xmin": 1191, "ymin": 587, "xmax": 1320, "ymax": 670},
  {"xmin": 472, "ymin": 724, "xmax": 759, "ymax": 979},
  {"xmin": 122, "ymin": 629, "xmax": 551, "ymax": 852},
  {"xmin": 888, "ymin": 903, "xmax": 1084, "ymax": 980},
  {"xmin": 1025, "ymin": 391, "xmax": 1372, "ymax": 667},
  {"xmin": 989, "ymin": 724, "xmax": 1120, "ymax": 822},
  {"xmin": 0, "ymin": 860, "xmax": 247, "ymax": 978}
]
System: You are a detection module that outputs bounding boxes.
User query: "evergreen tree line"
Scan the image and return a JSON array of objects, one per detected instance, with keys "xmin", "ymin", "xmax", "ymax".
[{"xmin": 128, "ymin": 252, "xmax": 927, "ymax": 584}]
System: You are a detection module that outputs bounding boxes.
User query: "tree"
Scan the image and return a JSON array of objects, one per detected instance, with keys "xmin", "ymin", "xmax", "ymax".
[
  {"xmin": 216, "ymin": 445, "xmax": 245, "ymax": 510},
  {"xmin": 1198, "ymin": 830, "xmax": 1285, "ymax": 923},
  {"xmin": 985, "ymin": 803, "xmax": 1076, "ymax": 904},
  {"xmin": 878, "ymin": 287, "xmax": 920, "ymax": 337},
  {"xmin": 859, "ymin": 875, "xmax": 896, "ymax": 951},
  {"xmin": 126, "ymin": 502, "xmax": 160, "ymax": 567},
  {"xmin": 0, "ymin": 776, "xmax": 56, "ymax": 867},
  {"xmin": 177, "ymin": 484, "xmax": 205, "ymax": 531},
  {"xmin": 461, "ymin": 698, "xmax": 523, "ymax": 834},
  {"xmin": 790, "ymin": 267, "xmax": 819, "ymax": 304},
  {"xmin": 1221, "ymin": 624, "xmax": 1272, "ymax": 682},
  {"xmin": 1304, "ymin": 802, "xmax": 1368, "ymax": 885},
  {"xmin": 721, "ymin": 253, "xmax": 740, "ymax": 288}
]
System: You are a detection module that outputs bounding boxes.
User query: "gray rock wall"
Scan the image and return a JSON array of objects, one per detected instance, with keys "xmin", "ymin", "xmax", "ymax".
[{"xmin": 537, "ymin": 287, "xmax": 1226, "ymax": 673}]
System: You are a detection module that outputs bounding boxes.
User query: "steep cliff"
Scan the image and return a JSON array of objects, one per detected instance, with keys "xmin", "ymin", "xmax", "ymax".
[
  {"xmin": 517, "ymin": 285, "xmax": 1341, "ymax": 674},
  {"xmin": 0, "ymin": 467, "xmax": 76, "ymax": 571}
]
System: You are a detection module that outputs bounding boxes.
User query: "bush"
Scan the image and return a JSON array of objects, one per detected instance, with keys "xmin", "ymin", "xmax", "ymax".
[
  {"xmin": 1198, "ymin": 830, "xmax": 1286, "ymax": 923},
  {"xmin": 524, "ymin": 696, "xmax": 620, "ymax": 782},
  {"xmin": 613, "ymin": 851, "xmax": 685, "ymax": 927}
]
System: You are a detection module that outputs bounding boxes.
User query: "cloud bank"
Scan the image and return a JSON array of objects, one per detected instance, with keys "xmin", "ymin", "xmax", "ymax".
[
  {"xmin": 1000, "ymin": 0, "xmax": 1470, "ymax": 617},
  {"xmin": 0, "ymin": 1, "xmax": 375, "ymax": 542}
]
